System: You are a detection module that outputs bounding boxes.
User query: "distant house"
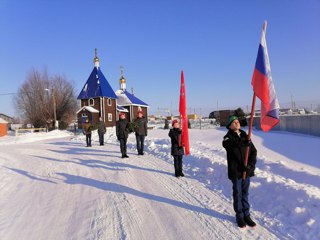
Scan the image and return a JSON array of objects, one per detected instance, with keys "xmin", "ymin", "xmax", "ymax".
[
  {"xmin": 77, "ymin": 49, "xmax": 118, "ymax": 128},
  {"xmin": 115, "ymin": 68, "xmax": 149, "ymax": 122},
  {"xmin": 0, "ymin": 113, "xmax": 14, "ymax": 129},
  {"xmin": 0, "ymin": 113, "xmax": 14, "ymax": 123},
  {"xmin": 187, "ymin": 114, "xmax": 197, "ymax": 120},
  {"xmin": 209, "ymin": 110, "xmax": 234, "ymax": 126},
  {"xmin": 0, "ymin": 117, "xmax": 8, "ymax": 137}
]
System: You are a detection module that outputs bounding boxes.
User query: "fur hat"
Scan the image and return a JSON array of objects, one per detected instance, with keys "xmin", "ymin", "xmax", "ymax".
[
  {"xmin": 226, "ymin": 116, "xmax": 238, "ymax": 129},
  {"xmin": 172, "ymin": 119, "xmax": 178, "ymax": 126}
]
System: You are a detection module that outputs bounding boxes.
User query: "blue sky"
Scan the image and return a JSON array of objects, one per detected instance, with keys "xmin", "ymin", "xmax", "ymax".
[{"xmin": 1, "ymin": 0, "xmax": 320, "ymax": 117}]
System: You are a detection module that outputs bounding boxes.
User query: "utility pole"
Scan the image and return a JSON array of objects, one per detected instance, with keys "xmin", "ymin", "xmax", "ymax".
[
  {"xmin": 53, "ymin": 90, "xmax": 57, "ymax": 129},
  {"xmin": 199, "ymin": 108, "xmax": 202, "ymax": 130},
  {"xmin": 45, "ymin": 88, "xmax": 57, "ymax": 129}
]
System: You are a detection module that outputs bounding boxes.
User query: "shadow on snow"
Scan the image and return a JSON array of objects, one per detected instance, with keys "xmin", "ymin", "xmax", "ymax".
[
  {"xmin": 57, "ymin": 172, "xmax": 233, "ymax": 221},
  {"xmin": 5, "ymin": 167, "xmax": 56, "ymax": 184}
]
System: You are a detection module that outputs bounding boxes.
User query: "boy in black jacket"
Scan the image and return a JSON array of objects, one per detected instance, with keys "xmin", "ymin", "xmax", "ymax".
[
  {"xmin": 116, "ymin": 112, "xmax": 129, "ymax": 158},
  {"xmin": 222, "ymin": 116, "xmax": 257, "ymax": 228},
  {"xmin": 169, "ymin": 119, "xmax": 184, "ymax": 177}
]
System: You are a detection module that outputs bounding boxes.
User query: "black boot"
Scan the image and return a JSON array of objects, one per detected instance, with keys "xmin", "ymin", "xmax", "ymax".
[
  {"xmin": 178, "ymin": 158, "xmax": 184, "ymax": 176},
  {"xmin": 236, "ymin": 217, "xmax": 246, "ymax": 228},
  {"xmin": 175, "ymin": 170, "xmax": 180, "ymax": 177},
  {"xmin": 244, "ymin": 216, "xmax": 256, "ymax": 227}
]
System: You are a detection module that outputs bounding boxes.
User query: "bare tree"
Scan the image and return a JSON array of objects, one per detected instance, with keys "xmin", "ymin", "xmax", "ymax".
[
  {"xmin": 50, "ymin": 74, "xmax": 78, "ymax": 129},
  {"xmin": 14, "ymin": 68, "xmax": 78, "ymax": 129}
]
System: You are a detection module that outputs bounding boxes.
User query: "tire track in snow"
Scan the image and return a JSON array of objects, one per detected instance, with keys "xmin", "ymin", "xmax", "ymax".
[{"xmin": 85, "ymin": 159, "xmax": 146, "ymax": 240}]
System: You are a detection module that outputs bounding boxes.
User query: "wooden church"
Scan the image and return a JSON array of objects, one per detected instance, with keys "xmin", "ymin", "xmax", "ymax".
[
  {"xmin": 77, "ymin": 49, "xmax": 148, "ymax": 128},
  {"xmin": 77, "ymin": 49, "xmax": 119, "ymax": 128}
]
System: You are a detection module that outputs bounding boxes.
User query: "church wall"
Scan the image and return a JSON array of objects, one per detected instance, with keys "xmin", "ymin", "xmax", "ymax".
[
  {"xmin": 103, "ymin": 98, "xmax": 117, "ymax": 127},
  {"xmin": 131, "ymin": 106, "xmax": 148, "ymax": 120}
]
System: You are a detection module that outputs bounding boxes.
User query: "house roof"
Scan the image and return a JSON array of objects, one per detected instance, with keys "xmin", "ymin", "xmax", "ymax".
[
  {"xmin": 77, "ymin": 67, "xmax": 117, "ymax": 100},
  {"xmin": 0, "ymin": 117, "xmax": 8, "ymax": 123},
  {"xmin": 117, "ymin": 105, "xmax": 129, "ymax": 112},
  {"xmin": 76, "ymin": 106, "xmax": 100, "ymax": 114},
  {"xmin": 0, "ymin": 113, "xmax": 13, "ymax": 120},
  {"xmin": 115, "ymin": 90, "xmax": 149, "ymax": 107}
]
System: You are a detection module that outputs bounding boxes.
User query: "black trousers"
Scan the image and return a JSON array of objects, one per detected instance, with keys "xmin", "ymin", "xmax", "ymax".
[
  {"xmin": 119, "ymin": 138, "xmax": 127, "ymax": 155},
  {"xmin": 86, "ymin": 133, "xmax": 92, "ymax": 146},
  {"xmin": 173, "ymin": 155, "xmax": 183, "ymax": 174},
  {"xmin": 231, "ymin": 178, "xmax": 251, "ymax": 219},
  {"xmin": 136, "ymin": 135, "xmax": 145, "ymax": 154},
  {"xmin": 98, "ymin": 131, "xmax": 105, "ymax": 145}
]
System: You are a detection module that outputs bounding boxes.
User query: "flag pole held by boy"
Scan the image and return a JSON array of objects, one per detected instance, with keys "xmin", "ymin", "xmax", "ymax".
[{"xmin": 244, "ymin": 20, "xmax": 280, "ymax": 178}]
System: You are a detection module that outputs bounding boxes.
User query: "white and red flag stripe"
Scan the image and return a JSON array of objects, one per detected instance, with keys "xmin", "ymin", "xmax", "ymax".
[{"xmin": 251, "ymin": 21, "xmax": 280, "ymax": 132}]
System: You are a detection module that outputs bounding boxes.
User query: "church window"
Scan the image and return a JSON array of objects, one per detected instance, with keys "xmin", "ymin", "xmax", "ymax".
[{"xmin": 108, "ymin": 113, "xmax": 112, "ymax": 122}]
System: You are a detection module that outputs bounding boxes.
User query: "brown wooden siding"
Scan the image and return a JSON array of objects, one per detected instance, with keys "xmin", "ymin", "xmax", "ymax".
[
  {"xmin": 78, "ymin": 97, "xmax": 117, "ymax": 128},
  {"xmin": 103, "ymin": 98, "xmax": 116, "ymax": 127},
  {"xmin": 131, "ymin": 106, "xmax": 148, "ymax": 121},
  {"xmin": 77, "ymin": 110, "xmax": 99, "ymax": 129}
]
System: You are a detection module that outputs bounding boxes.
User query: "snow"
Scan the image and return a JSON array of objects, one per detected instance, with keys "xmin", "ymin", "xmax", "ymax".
[{"xmin": 0, "ymin": 126, "xmax": 319, "ymax": 240}]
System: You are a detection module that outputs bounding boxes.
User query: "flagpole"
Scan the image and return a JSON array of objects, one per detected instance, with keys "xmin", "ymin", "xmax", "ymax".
[
  {"xmin": 243, "ymin": 93, "xmax": 256, "ymax": 179},
  {"xmin": 243, "ymin": 21, "xmax": 268, "ymax": 179}
]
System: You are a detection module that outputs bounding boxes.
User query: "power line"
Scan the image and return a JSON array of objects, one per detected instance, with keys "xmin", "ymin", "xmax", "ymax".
[{"xmin": 0, "ymin": 93, "xmax": 17, "ymax": 96}]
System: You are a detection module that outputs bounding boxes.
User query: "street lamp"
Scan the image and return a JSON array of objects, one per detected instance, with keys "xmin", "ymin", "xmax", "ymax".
[{"xmin": 45, "ymin": 88, "xmax": 57, "ymax": 129}]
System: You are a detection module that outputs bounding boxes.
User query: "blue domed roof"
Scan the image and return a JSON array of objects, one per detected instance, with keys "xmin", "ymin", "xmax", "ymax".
[{"xmin": 77, "ymin": 67, "xmax": 117, "ymax": 99}]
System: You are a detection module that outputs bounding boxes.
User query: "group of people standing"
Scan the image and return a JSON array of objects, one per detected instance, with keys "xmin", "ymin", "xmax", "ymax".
[
  {"xmin": 83, "ymin": 110, "xmax": 148, "ymax": 159},
  {"xmin": 82, "ymin": 117, "xmax": 106, "ymax": 147},
  {"xmin": 117, "ymin": 112, "xmax": 185, "ymax": 177},
  {"xmin": 169, "ymin": 115, "xmax": 257, "ymax": 228},
  {"xmin": 116, "ymin": 110, "xmax": 148, "ymax": 158},
  {"xmin": 83, "ymin": 113, "xmax": 257, "ymax": 229}
]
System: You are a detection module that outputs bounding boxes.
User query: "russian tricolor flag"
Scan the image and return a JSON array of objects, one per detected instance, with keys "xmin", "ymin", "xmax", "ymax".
[{"xmin": 251, "ymin": 21, "xmax": 280, "ymax": 132}]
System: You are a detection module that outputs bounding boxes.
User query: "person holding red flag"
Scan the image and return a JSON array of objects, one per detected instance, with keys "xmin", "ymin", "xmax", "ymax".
[
  {"xmin": 169, "ymin": 119, "xmax": 185, "ymax": 177},
  {"xmin": 168, "ymin": 70, "xmax": 190, "ymax": 178}
]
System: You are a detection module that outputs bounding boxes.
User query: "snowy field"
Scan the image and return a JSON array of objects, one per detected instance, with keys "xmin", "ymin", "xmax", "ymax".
[{"xmin": 0, "ymin": 126, "xmax": 319, "ymax": 240}]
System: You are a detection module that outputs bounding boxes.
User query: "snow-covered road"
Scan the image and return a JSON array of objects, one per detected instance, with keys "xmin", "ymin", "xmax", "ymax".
[{"xmin": 0, "ymin": 128, "xmax": 319, "ymax": 239}]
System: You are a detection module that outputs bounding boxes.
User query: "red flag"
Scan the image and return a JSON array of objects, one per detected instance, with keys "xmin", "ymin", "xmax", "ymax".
[{"xmin": 179, "ymin": 71, "xmax": 190, "ymax": 155}]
